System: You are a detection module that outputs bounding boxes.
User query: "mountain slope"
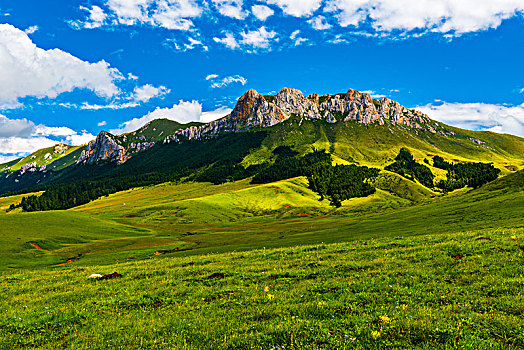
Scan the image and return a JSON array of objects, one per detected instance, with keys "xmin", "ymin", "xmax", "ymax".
[{"xmin": 1, "ymin": 87, "xmax": 523, "ymax": 197}]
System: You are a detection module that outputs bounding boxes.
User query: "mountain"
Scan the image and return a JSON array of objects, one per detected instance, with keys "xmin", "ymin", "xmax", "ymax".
[
  {"xmin": 164, "ymin": 87, "xmax": 452, "ymax": 145},
  {"xmin": 1, "ymin": 87, "xmax": 523, "ymax": 198},
  {"xmin": 0, "ymin": 143, "xmax": 82, "ymax": 175},
  {"xmin": 77, "ymin": 119, "xmax": 204, "ymax": 165}
]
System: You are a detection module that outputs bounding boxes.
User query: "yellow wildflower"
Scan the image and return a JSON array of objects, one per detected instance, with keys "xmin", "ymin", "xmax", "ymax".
[
  {"xmin": 379, "ymin": 315, "xmax": 391, "ymax": 324},
  {"xmin": 371, "ymin": 331, "xmax": 381, "ymax": 339}
]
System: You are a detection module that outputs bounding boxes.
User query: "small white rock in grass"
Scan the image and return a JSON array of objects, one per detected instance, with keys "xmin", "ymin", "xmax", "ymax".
[{"xmin": 89, "ymin": 274, "xmax": 103, "ymax": 278}]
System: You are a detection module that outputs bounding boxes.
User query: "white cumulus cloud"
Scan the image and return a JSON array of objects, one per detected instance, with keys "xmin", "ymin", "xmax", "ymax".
[
  {"xmin": 207, "ymin": 74, "xmax": 247, "ymax": 88},
  {"xmin": 252, "ymin": 5, "xmax": 274, "ymax": 21},
  {"xmin": 165, "ymin": 37, "xmax": 208, "ymax": 52},
  {"xmin": 72, "ymin": 5, "xmax": 108, "ymax": 29},
  {"xmin": 132, "ymin": 84, "xmax": 170, "ymax": 103},
  {"xmin": 0, "ymin": 154, "xmax": 19, "ymax": 164},
  {"xmin": 213, "ymin": 32, "xmax": 239, "ymax": 49},
  {"xmin": 111, "ymin": 101, "xmax": 232, "ymax": 134},
  {"xmin": 290, "ymin": 30, "xmax": 308, "ymax": 46},
  {"xmin": 308, "ymin": 16, "xmax": 332, "ymax": 30},
  {"xmin": 65, "ymin": 132, "xmax": 96, "ymax": 146},
  {"xmin": 0, "ymin": 114, "xmax": 94, "ymax": 157},
  {"xmin": 213, "ymin": 0, "xmax": 247, "ymax": 19},
  {"xmin": 24, "ymin": 25, "xmax": 38, "ymax": 34},
  {"xmin": 417, "ymin": 102, "xmax": 524, "ymax": 137},
  {"xmin": 0, "ymin": 24, "xmax": 122, "ymax": 105},
  {"xmin": 324, "ymin": 0, "xmax": 524, "ymax": 36},
  {"xmin": 92, "ymin": 0, "xmax": 202, "ymax": 30},
  {"xmin": 266, "ymin": 0, "xmax": 322, "ymax": 17},
  {"xmin": 239, "ymin": 26, "xmax": 277, "ymax": 49}
]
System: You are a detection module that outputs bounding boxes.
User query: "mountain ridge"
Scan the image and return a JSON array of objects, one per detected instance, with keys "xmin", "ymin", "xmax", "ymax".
[
  {"xmin": 163, "ymin": 87, "xmax": 454, "ymax": 147},
  {"xmin": 1, "ymin": 87, "xmax": 523, "ymax": 197},
  {"xmin": 71, "ymin": 86, "xmax": 464, "ymax": 167}
]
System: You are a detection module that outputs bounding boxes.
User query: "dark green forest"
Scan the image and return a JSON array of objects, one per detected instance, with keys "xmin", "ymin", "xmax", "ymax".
[
  {"xmin": 384, "ymin": 148, "xmax": 435, "ymax": 187},
  {"xmin": 433, "ymin": 155, "xmax": 501, "ymax": 191}
]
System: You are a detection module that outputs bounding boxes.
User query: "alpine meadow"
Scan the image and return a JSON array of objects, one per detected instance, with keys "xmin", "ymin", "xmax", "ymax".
[{"xmin": 1, "ymin": 1, "xmax": 524, "ymax": 349}]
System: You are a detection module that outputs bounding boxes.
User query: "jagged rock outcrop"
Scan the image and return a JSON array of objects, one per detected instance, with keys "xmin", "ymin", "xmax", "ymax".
[
  {"xmin": 77, "ymin": 131, "xmax": 127, "ymax": 165},
  {"xmin": 164, "ymin": 87, "xmax": 450, "ymax": 145},
  {"xmin": 78, "ymin": 87, "xmax": 457, "ymax": 165}
]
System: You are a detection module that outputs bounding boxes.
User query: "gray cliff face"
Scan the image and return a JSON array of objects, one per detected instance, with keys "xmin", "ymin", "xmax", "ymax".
[
  {"xmin": 165, "ymin": 87, "xmax": 448, "ymax": 145},
  {"xmin": 78, "ymin": 87, "xmax": 453, "ymax": 165},
  {"xmin": 77, "ymin": 131, "xmax": 127, "ymax": 165}
]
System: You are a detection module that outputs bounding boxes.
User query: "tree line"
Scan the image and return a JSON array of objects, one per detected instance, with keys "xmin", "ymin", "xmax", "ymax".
[
  {"xmin": 384, "ymin": 148, "xmax": 435, "ymax": 188},
  {"xmin": 433, "ymin": 155, "xmax": 500, "ymax": 191}
]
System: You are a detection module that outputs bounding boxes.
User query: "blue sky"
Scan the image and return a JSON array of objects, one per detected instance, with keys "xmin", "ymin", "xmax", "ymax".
[{"xmin": 1, "ymin": 0, "xmax": 524, "ymax": 162}]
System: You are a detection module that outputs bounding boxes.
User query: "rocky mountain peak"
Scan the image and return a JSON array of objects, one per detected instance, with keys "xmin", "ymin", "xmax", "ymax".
[
  {"xmin": 274, "ymin": 87, "xmax": 319, "ymax": 119},
  {"xmin": 162, "ymin": 87, "xmax": 450, "ymax": 148},
  {"xmin": 77, "ymin": 131, "xmax": 127, "ymax": 165},
  {"xmin": 229, "ymin": 89, "xmax": 265, "ymax": 121},
  {"xmin": 77, "ymin": 87, "xmax": 453, "ymax": 166}
]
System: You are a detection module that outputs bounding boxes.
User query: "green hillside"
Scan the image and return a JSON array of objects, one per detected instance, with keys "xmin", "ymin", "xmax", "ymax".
[
  {"xmin": 258, "ymin": 118, "xmax": 524, "ymax": 170},
  {"xmin": 1, "ymin": 144, "xmax": 81, "ymax": 172},
  {"xmin": 1, "ymin": 167, "xmax": 521, "ymax": 270},
  {"xmin": 2, "ymin": 118, "xmax": 523, "ymax": 201},
  {"xmin": 0, "ymin": 135, "xmax": 522, "ymax": 349},
  {"xmin": 2, "ymin": 229, "xmax": 523, "ymax": 349},
  {"xmin": 118, "ymin": 118, "xmax": 204, "ymax": 146}
]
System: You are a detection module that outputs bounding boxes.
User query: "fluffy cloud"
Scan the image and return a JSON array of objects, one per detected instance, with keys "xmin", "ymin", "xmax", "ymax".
[
  {"xmin": 252, "ymin": 5, "xmax": 274, "ymax": 21},
  {"xmin": 0, "ymin": 24, "xmax": 122, "ymax": 105},
  {"xmin": 290, "ymin": 30, "xmax": 308, "ymax": 46},
  {"xmin": 165, "ymin": 37, "xmax": 208, "ymax": 52},
  {"xmin": 98, "ymin": 121, "xmax": 107, "ymax": 126},
  {"xmin": 34, "ymin": 125, "xmax": 78, "ymax": 137},
  {"xmin": 132, "ymin": 84, "xmax": 170, "ymax": 103},
  {"xmin": 0, "ymin": 114, "xmax": 94, "ymax": 158},
  {"xmin": 308, "ymin": 16, "xmax": 332, "ymax": 30},
  {"xmin": 63, "ymin": 83, "xmax": 170, "ymax": 110},
  {"xmin": 65, "ymin": 132, "xmax": 96, "ymax": 146},
  {"xmin": 265, "ymin": 0, "xmax": 322, "ymax": 17},
  {"xmin": 24, "ymin": 25, "xmax": 38, "ymax": 34},
  {"xmin": 213, "ymin": 0, "xmax": 247, "ymax": 19},
  {"xmin": 111, "ymin": 100, "xmax": 232, "ymax": 133},
  {"xmin": 0, "ymin": 154, "xmax": 19, "ymax": 164},
  {"xmin": 73, "ymin": 5, "xmax": 108, "ymax": 29},
  {"xmin": 361, "ymin": 90, "xmax": 386, "ymax": 99},
  {"xmin": 201, "ymin": 106, "xmax": 234, "ymax": 123},
  {"xmin": 91, "ymin": 0, "xmax": 202, "ymax": 30},
  {"xmin": 0, "ymin": 115, "xmax": 35, "ymax": 138},
  {"xmin": 0, "ymin": 137, "xmax": 58, "ymax": 155},
  {"xmin": 417, "ymin": 102, "xmax": 524, "ymax": 137},
  {"xmin": 324, "ymin": 0, "xmax": 524, "ymax": 35},
  {"xmin": 240, "ymin": 26, "xmax": 277, "ymax": 49},
  {"xmin": 207, "ymin": 74, "xmax": 247, "ymax": 88},
  {"xmin": 213, "ymin": 32, "xmax": 239, "ymax": 49}
]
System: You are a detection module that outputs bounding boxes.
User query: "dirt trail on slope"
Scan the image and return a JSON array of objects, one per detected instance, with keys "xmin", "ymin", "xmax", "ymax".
[{"xmin": 29, "ymin": 242, "xmax": 47, "ymax": 251}]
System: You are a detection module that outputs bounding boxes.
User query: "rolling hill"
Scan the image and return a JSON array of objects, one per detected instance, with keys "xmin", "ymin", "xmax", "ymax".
[{"xmin": 1, "ymin": 87, "xmax": 523, "ymax": 349}]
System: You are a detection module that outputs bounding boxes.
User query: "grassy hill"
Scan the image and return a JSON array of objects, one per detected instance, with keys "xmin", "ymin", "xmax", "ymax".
[
  {"xmin": 118, "ymin": 118, "xmax": 204, "ymax": 146},
  {"xmin": 0, "ymin": 151, "xmax": 522, "ymax": 349},
  {"xmin": 0, "ymin": 144, "xmax": 82, "ymax": 172},
  {"xmin": 1, "ymin": 221, "xmax": 522, "ymax": 348},
  {"xmin": 1, "ymin": 168, "xmax": 521, "ymax": 269},
  {"xmin": 1, "ymin": 118, "xmax": 523, "ymax": 199}
]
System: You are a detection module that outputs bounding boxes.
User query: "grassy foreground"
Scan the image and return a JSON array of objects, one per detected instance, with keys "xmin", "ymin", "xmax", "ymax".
[{"xmin": 1, "ymin": 227, "xmax": 523, "ymax": 349}]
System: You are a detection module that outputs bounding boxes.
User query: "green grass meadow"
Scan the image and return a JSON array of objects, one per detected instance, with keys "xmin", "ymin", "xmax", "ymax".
[{"xmin": 0, "ymin": 169, "xmax": 522, "ymax": 348}]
